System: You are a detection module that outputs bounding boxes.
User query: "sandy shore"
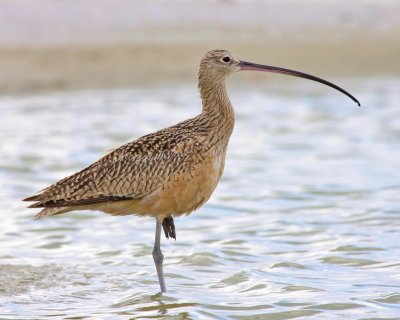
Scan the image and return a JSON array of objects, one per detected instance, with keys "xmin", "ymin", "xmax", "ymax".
[{"xmin": 0, "ymin": 0, "xmax": 399, "ymax": 93}]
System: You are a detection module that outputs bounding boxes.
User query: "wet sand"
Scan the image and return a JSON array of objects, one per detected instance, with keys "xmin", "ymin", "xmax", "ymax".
[
  {"xmin": 0, "ymin": 0, "xmax": 399, "ymax": 93},
  {"xmin": 0, "ymin": 264, "xmax": 64, "ymax": 296}
]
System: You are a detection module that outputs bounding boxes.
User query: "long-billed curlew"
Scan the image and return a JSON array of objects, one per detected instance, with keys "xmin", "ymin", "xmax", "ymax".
[{"xmin": 24, "ymin": 49, "xmax": 360, "ymax": 292}]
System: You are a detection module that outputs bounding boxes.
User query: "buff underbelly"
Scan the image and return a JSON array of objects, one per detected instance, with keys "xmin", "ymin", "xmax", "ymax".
[{"xmin": 93, "ymin": 154, "xmax": 225, "ymax": 220}]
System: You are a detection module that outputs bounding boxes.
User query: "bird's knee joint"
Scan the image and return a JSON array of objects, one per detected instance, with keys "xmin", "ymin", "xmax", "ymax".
[{"xmin": 152, "ymin": 248, "xmax": 164, "ymax": 264}]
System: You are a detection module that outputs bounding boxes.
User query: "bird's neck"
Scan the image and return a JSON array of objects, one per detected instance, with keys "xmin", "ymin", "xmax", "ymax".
[{"xmin": 198, "ymin": 77, "xmax": 235, "ymax": 140}]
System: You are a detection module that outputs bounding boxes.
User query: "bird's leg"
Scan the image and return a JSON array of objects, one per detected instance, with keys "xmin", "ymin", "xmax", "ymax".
[
  {"xmin": 152, "ymin": 219, "xmax": 166, "ymax": 292},
  {"xmin": 162, "ymin": 216, "xmax": 176, "ymax": 240}
]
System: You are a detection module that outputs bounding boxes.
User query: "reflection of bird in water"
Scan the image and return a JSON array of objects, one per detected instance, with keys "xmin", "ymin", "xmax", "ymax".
[{"xmin": 24, "ymin": 49, "xmax": 360, "ymax": 292}]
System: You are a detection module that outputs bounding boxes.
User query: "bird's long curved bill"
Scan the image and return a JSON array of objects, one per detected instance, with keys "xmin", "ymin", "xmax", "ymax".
[{"xmin": 239, "ymin": 60, "xmax": 360, "ymax": 106}]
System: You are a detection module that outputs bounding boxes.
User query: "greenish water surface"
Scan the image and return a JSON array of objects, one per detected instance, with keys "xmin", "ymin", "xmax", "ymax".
[{"xmin": 0, "ymin": 78, "xmax": 399, "ymax": 319}]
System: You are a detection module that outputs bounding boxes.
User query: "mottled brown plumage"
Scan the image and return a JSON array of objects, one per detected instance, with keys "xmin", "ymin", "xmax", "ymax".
[
  {"xmin": 24, "ymin": 49, "xmax": 360, "ymax": 292},
  {"xmin": 25, "ymin": 50, "xmax": 237, "ymax": 223}
]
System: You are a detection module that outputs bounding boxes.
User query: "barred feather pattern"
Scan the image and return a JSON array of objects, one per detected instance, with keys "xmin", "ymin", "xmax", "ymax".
[{"xmin": 24, "ymin": 49, "xmax": 237, "ymax": 220}]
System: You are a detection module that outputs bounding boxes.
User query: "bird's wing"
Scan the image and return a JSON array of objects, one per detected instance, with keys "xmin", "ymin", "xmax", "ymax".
[{"xmin": 24, "ymin": 127, "xmax": 205, "ymax": 208}]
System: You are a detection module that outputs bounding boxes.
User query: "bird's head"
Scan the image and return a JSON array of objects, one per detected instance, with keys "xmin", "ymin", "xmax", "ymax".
[
  {"xmin": 199, "ymin": 49, "xmax": 360, "ymax": 106},
  {"xmin": 199, "ymin": 49, "xmax": 241, "ymax": 80}
]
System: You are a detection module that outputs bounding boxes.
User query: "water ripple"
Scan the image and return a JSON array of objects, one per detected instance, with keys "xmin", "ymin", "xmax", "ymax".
[{"xmin": 1, "ymin": 79, "xmax": 400, "ymax": 319}]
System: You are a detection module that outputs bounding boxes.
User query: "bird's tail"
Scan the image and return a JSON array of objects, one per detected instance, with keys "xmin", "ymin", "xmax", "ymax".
[{"xmin": 33, "ymin": 207, "xmax": 70, "ymax": 220}]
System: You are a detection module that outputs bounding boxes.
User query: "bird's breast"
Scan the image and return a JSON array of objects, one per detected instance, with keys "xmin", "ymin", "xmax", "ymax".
[{"xmin": 132, "ymin": 150, "xmax": 227, "ymax": 220}]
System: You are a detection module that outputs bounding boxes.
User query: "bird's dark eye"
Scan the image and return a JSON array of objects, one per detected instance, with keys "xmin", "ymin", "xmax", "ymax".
[{"xmin": 222, "ymin": 56, "xmax": 230, "ymax": 63}]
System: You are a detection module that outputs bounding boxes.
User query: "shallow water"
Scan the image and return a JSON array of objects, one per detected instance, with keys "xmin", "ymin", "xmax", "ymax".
[{"xmin": 1, "ymin": 78, "xmax": 400, "ymax": 319}]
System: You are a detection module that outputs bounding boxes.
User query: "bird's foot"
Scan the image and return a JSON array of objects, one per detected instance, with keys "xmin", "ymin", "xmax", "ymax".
[{"xmin": 162, "ymin": 216, "xmax": 176, "ymax": 240}]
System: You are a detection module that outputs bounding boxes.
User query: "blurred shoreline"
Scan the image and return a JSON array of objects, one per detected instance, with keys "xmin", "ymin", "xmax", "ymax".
[{"xmin": 1, "ymin": 0, "xmax": 399, "ymax": 93}]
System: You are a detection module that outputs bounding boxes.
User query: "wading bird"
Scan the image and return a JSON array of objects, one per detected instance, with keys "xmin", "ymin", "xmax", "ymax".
[{"xmin": 24, "ymin": 49, "xmax": 360, "ymax": 292}]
